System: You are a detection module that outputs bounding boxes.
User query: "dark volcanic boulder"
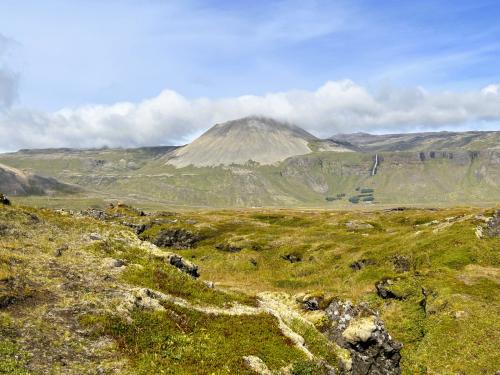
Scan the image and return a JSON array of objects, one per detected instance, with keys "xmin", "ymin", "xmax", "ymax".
[
  {"xmin": 0, "ymin": 194, "xmax": 10, "ymax": 206},
  {"xmin": 215, "ymin": 243, "xmax": 242, "ymax": 253},
  {"xmin": 154, "ymin": 229, "xmax": 199, "ymax": 249},
  {"xmin": 324, "ymin": 300, "xmax": 402, "ymax": 375},
  {"xmin": 486, "ymin": 210, "xmax": 500, "ymax": 237},
  {"xmin": 281, "ymin": 252, "xmax": 302, "ymax": 263},
  {"xmin": 79, "ymin": 209, "xmax": 108, "ymax": 220},
  {"xmin": 167, "ymin": 254, "xmax": 199, "ymax": 278},
  {"xmin": 375, "ymin": 279, "xmax": 403, "ymax": 300},
  {"xmin": 296, "ymin": 293, "xmax": 326, "ymax": 311},
  {"xmin": 149, "ymin": 249, "xmax": 200, "ymax": 278},
  {"xmin": 123, "ymin": 222, "xmax": 148, "ymax": 235},
  {"xmin": 350, "ymin": 259, "xmax": 375, "ymax": 271}
]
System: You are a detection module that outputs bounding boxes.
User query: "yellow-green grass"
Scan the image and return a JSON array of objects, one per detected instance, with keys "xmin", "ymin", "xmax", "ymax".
[
  {"xmin": 2, "ymin": 148, "xmax": 499, "ymax": 208},
  {"xmin": 1, "ymin": 200, "xmax": 498, "ymax": 374},
  {"xmin": 81, "ymin": 304, "xmax": 306, "ymax": 375},
  {"xmin": 0, "ymin": 203, "xmax": 316, "ymax": 373},
  {"xmin": 139, "ymin": 206, "xmax": 499, "ymax": 374}
]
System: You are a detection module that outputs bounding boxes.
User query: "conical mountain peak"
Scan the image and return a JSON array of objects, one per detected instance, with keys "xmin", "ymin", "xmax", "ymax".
[{"xmin": 166, "ymin": 117, "xmax": 329, "ymax": 167}]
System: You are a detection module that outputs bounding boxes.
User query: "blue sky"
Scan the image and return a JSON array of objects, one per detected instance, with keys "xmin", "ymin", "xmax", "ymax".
[
  {"xmin": 1, "ymin": 0, "xmax": 499, "ymax": 110},
  {"xmin": 0, "ymin": 0, "xmax": 499, "ymax": 150}
]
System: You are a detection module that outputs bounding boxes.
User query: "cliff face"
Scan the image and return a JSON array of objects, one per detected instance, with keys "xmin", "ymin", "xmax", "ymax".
[{"xmin": 331, "ymin": 130, "xmax": 500, "ymax": 152}]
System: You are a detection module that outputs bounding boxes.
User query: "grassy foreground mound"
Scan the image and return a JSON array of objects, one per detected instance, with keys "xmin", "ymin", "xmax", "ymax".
[
  {"xmin": 0, "ymin": 201, "xmax": 498, "ymax": 374},
  {"xmin": 140, "ymin": 206, "xmax": 500, "ymax": 374}
]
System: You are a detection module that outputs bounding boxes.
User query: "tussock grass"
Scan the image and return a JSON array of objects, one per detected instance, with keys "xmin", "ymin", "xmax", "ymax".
[
  {"xmin": 0, "ymin": 201, "xmax": 498, "ymax": 374},
  {"xmin": 82, "ymin": 302, "xmax": 306, "ymax": 374},
  {"xmin": 158, "ymin": 206, "xmax": 500, "ymax": 374}
]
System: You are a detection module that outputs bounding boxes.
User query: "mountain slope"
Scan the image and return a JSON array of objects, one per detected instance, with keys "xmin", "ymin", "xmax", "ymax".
[
  {"xmin": 166, "ymin": 116, "xmax": 352, "ymax": 167},
  {"xmin": 331, "ymin": 130, "xmax": 500, "ymax": 152},
  {"xmin": 0, "ymin": 119, "xmax": 498, "ymax": 207},
  {"xmin": 0, "ymin": 163, "xmax": 79, "ymax": 195},
  {"xmin": 9, "ymin": 148, "xmax": 497, "ymax": 208}
]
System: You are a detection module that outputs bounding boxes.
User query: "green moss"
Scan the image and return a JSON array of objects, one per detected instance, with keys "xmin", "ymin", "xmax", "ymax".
[
  {"xmin": 289, "ymin": 318, "xmax": 340, "ymax": 368},
  {"xmin": 123, "ymin": 258, "xmax": 257, "ymax": 307},
  {"xmin": 251, "ymin": 214, "xmax": 313, "ymax": 227},
  {"xmin": 291, "ymin": 360, "xmax": 325, "ymax": 375},
  {"xmin": 1, "ymin": 202, "xmax": 499, "ymax": 374},
  {"xmin": 273, "ymin": 279, "xmax": 309, "ymax": 289},
  {"xmin": 84, "ymin": 303, "xmax": 306, "ymax": 374},
  {"xmin": 0, "ymin": 341, "xmax": 30, "ymax": 375}
]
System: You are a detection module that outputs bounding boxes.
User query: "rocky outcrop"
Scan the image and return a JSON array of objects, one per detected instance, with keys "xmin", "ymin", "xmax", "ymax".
[
  {"xmin": 295, "ymin": 292, "xmax": 327, "ymax": 311},
  {"xmin": 145, "ymin": 244, "xmax": 199, "ymax": 278},
  {"xmin": 486, "ymin": 210, "xmax": 500, "ymax": 237},
  {"xmin": 79, "ymin": 208, "xmax": 108, "ymax": 220},
  {"xmin": 324, "ymin": 300, "xmax": 402, "ymax": 375},
  {"xmin": 167, "ymin": 254, "xmax": 200, "ymax": 278},
  {"xmin": 122, "ymin": 222, "xmax": 148, "ymax": 235},
  {"xmin": 153, "ymin": 228, "xmax": 199, "ymax": 249},
  {"xmin": 0, "ymin": 193, "xmax": 10, "ymax": 205},
  {"xmin": 215, "ymin": 243, "xmax": 242, "ymax": 253},
  {"xmin": 243, "ymin": 356, "xmax": 272, "ymax": 375},
  {"xmin": 281, "ymin": 252, "xmax": 302, "ymax": 263},
  {"xmin": 87, "ymin": 233, "xmax": 103, "ymax": 241},
  {"xmin": 122, "ymin": 288, "xmax": 167, "ymax": 312},
  {"xmin": 375, "ymin": 279, "xmax": 403, "ymax": 300},
  {"xmin": 475, "ymin": 210, "xmax": 500, "ymax": 239}
]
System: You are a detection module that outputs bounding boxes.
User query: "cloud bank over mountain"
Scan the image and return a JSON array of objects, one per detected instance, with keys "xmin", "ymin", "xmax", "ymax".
[{"xmin": 1, "ymin": 80, "xmax": 499, "ymax": 151}]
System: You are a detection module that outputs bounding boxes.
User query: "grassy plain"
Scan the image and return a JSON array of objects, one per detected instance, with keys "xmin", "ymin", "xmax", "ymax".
[
  {"xmin": 1, "ymin": 148, "xmax": 499, "ymax": 208},
  {"xmin": 0, "ymin": 200, "xmax": 498, "ymax": 374}
]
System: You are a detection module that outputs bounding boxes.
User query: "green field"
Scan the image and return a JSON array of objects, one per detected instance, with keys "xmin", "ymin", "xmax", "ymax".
[
  {"xmin": 1, "ymin": 147, "xmax": 499, "ymax": 208},
  {"xmin": 1, "ymin": 199, "xmax": 498, "ymax": 374}
]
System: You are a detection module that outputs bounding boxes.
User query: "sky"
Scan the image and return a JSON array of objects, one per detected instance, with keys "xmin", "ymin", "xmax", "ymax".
[{"xmin": 0, "ymin": 0, "xmax": 500, "ymax": 151}]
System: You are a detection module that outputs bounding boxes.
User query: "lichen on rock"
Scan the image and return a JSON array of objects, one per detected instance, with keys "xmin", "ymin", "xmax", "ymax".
[{"xmin": 324, "ymin": 300, "xmax": 402, "ymax": 375}]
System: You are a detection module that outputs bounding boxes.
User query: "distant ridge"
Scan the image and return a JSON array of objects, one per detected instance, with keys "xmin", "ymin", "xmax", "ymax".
[
  {"xmin": 330, "ymin": 130, "xmax": 500, "ymax": 152},
  {"xmin": 165, "ymin": 116, "xmax": 352, "ymax": 167},
  {"xmin": 0, "ymin": 126, "xmax": 498, "ymax": 206},
  {"xmin": 17, "ymin": 145, "xmax": 178, "ymax": 155}
]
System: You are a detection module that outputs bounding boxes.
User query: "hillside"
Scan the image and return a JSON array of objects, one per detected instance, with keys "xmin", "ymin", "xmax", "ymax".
[
  {"xmin": 165, "ymin": 116, "xmax": 352, "ymax": 167},
  {"xmin": 0, "ymin": 120, "xmax": 498, "ymax": 208},
  {"xmin": 331, "ymin": 130, "xmax": 500, "ymax": 152},
  {"xmin": 2, "ymin": 149, "xmax": 498, "ymax": 208},
  {"xmin": 0, "ymin": 163, "xmax": 79, "ymax": 196},
  {"xmin": 1, "ymin": 201, "xmax": 498, "ymax": 373}
]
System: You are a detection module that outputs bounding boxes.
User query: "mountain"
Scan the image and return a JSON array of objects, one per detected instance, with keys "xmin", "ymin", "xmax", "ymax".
[
  {"xmin": 165, "ymin": 116, "xmax": 353, "ymax": 167},
  {"xmin": 331, "ymin": 130, "xmax": 500, "ymax": 152},
  {"xmin": 0, "ymin": 162, "xmax": 79, "ymax": 196},
  {"xmin": 0, "ymin": 119, "xmax": 498, "ymax": 207}
]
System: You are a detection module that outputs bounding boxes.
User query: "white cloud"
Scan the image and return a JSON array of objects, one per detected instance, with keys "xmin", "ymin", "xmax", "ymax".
[
  {"xmin": 482, "ymin": 84, "xmax": 500, "ymax": 95},
  {"xmin": 1, "ymin": 80, "xmax": 499, "ymax": 151},
  {"xmin": 0, "ymin": 34, "xmax": 19, "ymax": 109}
]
